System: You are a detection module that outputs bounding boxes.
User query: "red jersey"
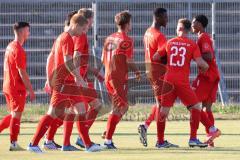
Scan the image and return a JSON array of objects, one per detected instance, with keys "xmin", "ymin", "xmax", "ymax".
[
  {"xmin": 72, "ymin": 33, "xmax": 89, "ymax": 78},
  {"xmin": 197, "ymin": 33, "xmax": 220, "ymax": 82},
  {"xmin": 102, "ymin": 32, "xmax": 133, "ymax": 82},
  {"xmin": 3, "ymin": 41, "xmax": 27, "ymax": 94},
  {"xmin": 144, "ymin": 27, "xmax": 167, "ymax": 62},
  {"xmin": 53, "ymin": 32, "xmax": 74, "ymax": 87},
  {"xmin": 159, "ymin": 36, "xmax": 201, "ymax": 82}
]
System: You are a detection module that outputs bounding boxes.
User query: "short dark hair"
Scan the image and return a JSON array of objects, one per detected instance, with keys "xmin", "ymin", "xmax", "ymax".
[
  {"xmin": 194, "ymin": 14, "xmax": 208, "ymax": 28},
  {"xmin": 153, "ymin": 8, "xmax": 167, "ymax": 18},
  {"xmin": 13, "ymin": 22, "xmax": 30, "ymax": 31},
  {"xmin": 178, "ymin": 18, "xmax": 192, "ymax": 32},
  {"xmin": 78, "ymin": 8, "xmax": 94, "ymax": 19},
  {"xmin": 115, "ymin": 10, "xmax": 132, "ymax": 29},
  {"xmin": 70, "ymin": 13, "xmax": 88, "ymax": 27},
  {"xmin": 65, "ymin": 10, "xmax": 78, "ymax": 26}
]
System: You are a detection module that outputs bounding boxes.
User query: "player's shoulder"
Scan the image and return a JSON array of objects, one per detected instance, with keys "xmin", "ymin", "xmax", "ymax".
[
  {"xmin": 145, "ymin": 27, "xmax": 165, "ymax": 39},
  {"xmin": 8, "ymin": 41, "xmax": 24, "ymax": 53},
  {"xmin": 73, "ymin": 33, "xmax": 87, "ymax": 41},
  {"xmin": 198, "ymin": 32, "xmax": 211, "ymax": 41},
  {"xmin": 59, "ymin": 32, "xmax": 72, "ymax": 42}
]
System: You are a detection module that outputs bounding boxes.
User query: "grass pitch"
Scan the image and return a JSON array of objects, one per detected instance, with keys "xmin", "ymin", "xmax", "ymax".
[{"xmin": 0, "ymin": 120, "xmax": 240, "ymax": 160}]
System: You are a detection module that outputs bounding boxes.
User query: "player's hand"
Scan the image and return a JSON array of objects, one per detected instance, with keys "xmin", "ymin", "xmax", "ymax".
[
  {"xmin": 135, "ymin": 71, "xmax": 141, "ymax": 82},
  {"xmin": 29, "ymin": 89, "xmax": 36, "ymax": 102},
  {"xmin": 44, "ymin": 81, "xmax": 52, "ymax": 94}
]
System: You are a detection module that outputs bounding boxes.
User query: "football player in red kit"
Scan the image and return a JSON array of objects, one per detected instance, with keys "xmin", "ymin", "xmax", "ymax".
[
  {"xmin": 102, "ymin": 11, "xmax": 140, "ymax": 149},
  {"xmin": 191, "ymin": 15, "xmax": 221, "ymax": 147},
  {"xmin": 0, "ymin": 22, "xmax": 35, "ymax": 151},
  {"xmin": 138, "ymin": 8, "xmax": 178, "ymax": 148},
  {"xmin": 27, "ymin": 13, "xmax": 103, "ymax": 153},
  {"xmin": 155, "ymin": 18, "xmax": 211, "ymax": 148}
]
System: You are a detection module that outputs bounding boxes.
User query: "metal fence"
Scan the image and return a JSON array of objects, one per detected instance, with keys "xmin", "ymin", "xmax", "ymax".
[{"xmin": 0, "ymin": 0, "xmax": 239, "ymax": 105}]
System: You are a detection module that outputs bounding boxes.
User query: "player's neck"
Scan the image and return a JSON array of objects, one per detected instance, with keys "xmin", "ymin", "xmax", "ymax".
[
  {"xmin": 66, "ymin": 28, "xmax": 74, "ymax": 37},
  {"xmin": 178, "ymin": 32, "xmax": 188, "ymax": 38},
  {"xmin": 14, "ymin": 36, "xmax": 24, "ymax": 46},
  {"xmin": 117, "ymin": 29, "xmax": 128, "ymax": 35},
  {"xmin": 151, "ymin": 22, "xmax": 161, "ymax": 30},
  {"xmin": 198, "ymin": 30, "xmax": 205, "ymax": 36}
]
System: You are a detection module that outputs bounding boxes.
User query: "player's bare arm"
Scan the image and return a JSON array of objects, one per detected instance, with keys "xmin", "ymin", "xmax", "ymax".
[
  {"xmin": 127, "ymin": 59, "xmax": 141, "ymax": 81},
  {"xmin": 64, "ymin": 54, "xmax": 87, "ymax": 87},
  {"xmin": 201, "ymin": 52, "xmax": 213, "ymax": 61},
  {"xmin": 195, "ymin": 57, "xmax": 209, "ymax": 73},
  {"xmin": 18, "ymin": 68, "xmax": 35, "ymax": 102}
]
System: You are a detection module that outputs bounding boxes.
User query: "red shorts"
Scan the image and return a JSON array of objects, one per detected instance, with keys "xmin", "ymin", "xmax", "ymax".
[
  {"xmin": 192, "ymin": 76, "xmax": 219, "ymax": 103},
  {"xmin": 105, "ymin": 80, "xmax": 128, "ymax": 107},
  {"xmin": 161, "ymin": 78, "xmax": 199, "ymax": 107},
  {"xmin": 50, "ymin": 83, "xmax": 98, "ymax": 108},
  {"xmin": 148, "ymin": 76, "xmax": 165, "ymax": 101},
  {"xmin": 4, "ymin": 91, "xmax": 26, "ymax": 112}
]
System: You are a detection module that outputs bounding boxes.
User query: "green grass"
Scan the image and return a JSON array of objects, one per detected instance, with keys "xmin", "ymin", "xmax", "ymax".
[
  {"xmin": 0, "ymin": 120, "xmax": 240, "ymax": 160},
  {"xmin": 0, "ymin": 103, "xmax": 240, "ymax": 122}
]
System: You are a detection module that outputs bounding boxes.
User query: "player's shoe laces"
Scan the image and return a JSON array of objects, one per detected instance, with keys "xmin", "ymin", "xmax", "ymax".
[
  {"xmin": 75, "ymin": 137, "xmax": 85, "ymax": 148},
  {"xmin": 9, "ymin": 142, "xmax": 25, "ymax": 151},
  {"xmin": 86, "ymin": 144, "xmax": 104, "ymax": 152},
  {"xmin": 189, "ymin": 139, "xmax": 208, "ymax": 148},
  {"xmin": 27, "ymin": 143, "xmax": 43, "ymax": 153},
  {"xmin": 205, "ymin": 129, "xmax": 221, "ymax": 144},
  {"xmin": 138, "ymin": 124, "xmax": 147, "ymax": 147},
  {"xmin": 61, "ymin": 145, "xmax": 80, "ymax": 151},
  {"xmin": 103, "ymin": 142, "xmax": 117, "ymax": 149},
  {"xmin": 155, "ymin": 140, "xmax": 179, "ymax": 148},
  {"xmin": 42, "ymin": 141, "xmax": 58, "ymax": 150}
]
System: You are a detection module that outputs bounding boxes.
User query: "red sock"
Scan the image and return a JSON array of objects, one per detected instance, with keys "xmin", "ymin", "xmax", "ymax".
[
  {"xmin": 0, "ymin": 114, "xmax": 11, "ymax": 133},
  {"xmin": 63, "ymin": 121, "xmax": 74, "ymax": 146},
  {"xmin": 207, "ymin": 111, "xmax": 215, "ymax": 125},
  {"xmin": 156, "ymin": 107, "xmax": 166, "ymax": 144},
  {"xmin": 200, "ymin": 110, "xmax": 213, "ymax": 134},
  {"xmin": 105, "ymin": 114, "xmax": 121, "ymax": 140},
  {"xmin": 47, "ymin": 118, "xmax": 63, "ymax": 141},
  {"xmin": 145, "ymin": 105, "xmax": 157, "ymax": 127},
  {"xmin": 190, "ymin": 109, "xmax": 201, "ymax": 140},
  {"xmin": 76, "ymin": 115, "xmax": 91, "ymax": 148},
  {"xmin": 32, "ymin": 115, "xmax": 54, "ymax": 146},
  {"xmin": 86, "ymin": 108, "xmax": 98, "ymax": 130},
  {"xmin": 10, "ymin": 117, "xmax": 20, "ymax": 142}
]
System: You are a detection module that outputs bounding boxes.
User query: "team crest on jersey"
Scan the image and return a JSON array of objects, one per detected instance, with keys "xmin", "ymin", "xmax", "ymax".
[{"xmin": 119, "ymin": 40, "xmax": 132, "ymax": 50}]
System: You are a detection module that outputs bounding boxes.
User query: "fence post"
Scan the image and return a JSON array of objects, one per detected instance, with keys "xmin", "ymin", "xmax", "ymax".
[
  {"xmin": 92, "ymin": 0, "xmax": 98, "ymax": 48},
  {"xmin": 211, "ymin": 1, "xmax": 229, "ymax": 106}
]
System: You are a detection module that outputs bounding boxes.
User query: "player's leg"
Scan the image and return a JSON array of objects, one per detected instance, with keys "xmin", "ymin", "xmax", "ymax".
[
  {"xmin": 194, "ymin": 78, "xmax": 221, "ymax": 146},
  {"xmin": 74, "ymin": 101, "xmax": 103, "ymax": 152},
  {"xmin": 44, "ymin": 118, "xmax": 63, "ymax": 150},
  {"xmin": 7, "ymin": 92, "xmax": 26, "ymax": 151},
  {"xmin": 138, "ymin": 104, "xmax": 156, "ymax": 147},
  {"xmin": 178, "ymin": 84, "xmax": 207, "ymax": 148},
  {"xmin": 61, "ymin": 105, "xmax": 79, "ymax": 151},
  {"xmin": 155, "ymin": 87, "xmax": 179, "ymax": 148},
  {"xmin": 0, "ymin": 114, "xmax": 11, "ymax": 133},
  {"xmin": 76, "ymin": 99, "xmax": 102, "ymax": 149},
  {"xmin": 104, "ymin": 81, "xmax": 128, "ymax": 149},
  {"xmin": 0, "ymin": 94, "xmax": 12, "ymax": 133},
  {"xmin": 145, "ymin": 105, "xmax": 157, "ymax": 128},
  {"xmin": 28, "ymin": 93, "xmax": 66, "ymax": 153}
]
